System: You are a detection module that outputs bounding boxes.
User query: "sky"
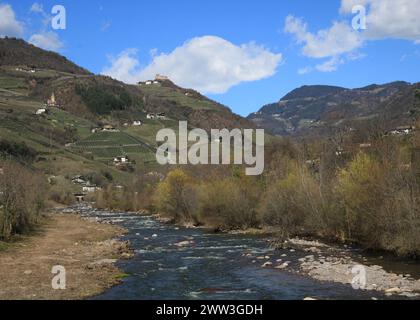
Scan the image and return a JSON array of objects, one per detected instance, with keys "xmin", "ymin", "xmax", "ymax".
[{"xmin": 1, "ymin": 0, "xmax": 420, "ymax": 116}]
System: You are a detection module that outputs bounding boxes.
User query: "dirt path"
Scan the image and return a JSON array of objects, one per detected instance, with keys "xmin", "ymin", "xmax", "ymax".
[{"xmin": 0, "ymin": 214, "xmax": 131, "ymax": 300}]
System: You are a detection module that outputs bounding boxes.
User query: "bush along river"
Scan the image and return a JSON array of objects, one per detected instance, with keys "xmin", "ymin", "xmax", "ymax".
[{"xmin": 58, "ymin": 205, "xmax": 420, "ymax": 300}]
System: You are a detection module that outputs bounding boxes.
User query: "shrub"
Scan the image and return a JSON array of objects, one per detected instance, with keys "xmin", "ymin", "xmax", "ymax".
[
  {"xmin": 0, "ymin": 161, "xmax": 47, "ymax": 239},
  {"xmin": 152, "ymin": 169, "xmax": 199, "ymax": 223},
  {"xmin": 198, "ymin": 175, "xmax": 261, "ymax": 230},
  {"xmin": 259, "ymin": 159, "xmax": 324, "ymax": 239},
  {"xmin": 337, "ymin": 152, "xmax": 420, "ymax": 256}
]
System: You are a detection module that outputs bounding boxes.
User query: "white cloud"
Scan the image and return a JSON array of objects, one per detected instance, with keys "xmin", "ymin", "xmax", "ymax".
[
  {"xmin": 315, "ymin": 56, "xmax": 344, "ymax": 72},
  {"xmin": 285, "ymin": 15, "xmax": 363, "ymax": 59},
  {"xmin": 102, "ymin": 36, "xmax": 282, "ymax": 94},
  {"xmin": 29, "ymin": 32, "xmax": 63, "ymax": 51},
  {"xmin": 29, "ymin": 2, "xmax": 51, "ymax": 26},
  {"xmin": 297, "ymin": 66, "xmax": 313, "ymax": 75},
  {"xmin": 341, "ymin": 0, "xmax": 420, "ymax": 42},
  {"xmin": 102, "ymin": 49, "xmax": 141, "ymax": 84},
  {"xmin": 286, "ymin": 0, "xmax": 420, "ymax": 73},
  {"xmin": 340, "ymin": 0, "xmax": 371, "ymax": 13},
  {"xmin": 0, "ymin": 4, "xmax": 24, "ymax": 38}
]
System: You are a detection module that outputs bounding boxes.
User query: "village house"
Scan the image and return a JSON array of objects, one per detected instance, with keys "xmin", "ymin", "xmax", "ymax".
[
  {"xmin": 388, "ymin": 126, "xmax": 415, "ymax": 136},
  {"xmin": 139, "ymin": 75, "xmax": 168, "ymax": 86},
  {"xmin": 102, "ymin": 124, "xmax": 119, "ymax": 132},
  {"xmin": 133, "ymin": 120, "xmax": 143, "ymax": 126},
  {"xmin": 35, "ymin": 108, "xmax": 48, "ymax": 115},
  {"xmin": 72, "ymin": 175, "xmax": 88, "ymax": 185},
  {"xmin": 74, "ymin": 193, "xmax": 86, "ymax": 202},
  {"xmin": 82, "ymin": 185, "xmax": 101, "ymax": 193},
  {"xmin": 156, "ymin": 113, "xmax": 166, "ymax": 120},
  {"xmin": 147, "ymin": 113, "xmax": 156, "ymax": 120},
  {"xmin": 113, "ymin": 156, "xmax": 130, "ymax": 165},
  {"xmin": 15, "ymin": 67, "xmax": 36, "ymax": 73}
]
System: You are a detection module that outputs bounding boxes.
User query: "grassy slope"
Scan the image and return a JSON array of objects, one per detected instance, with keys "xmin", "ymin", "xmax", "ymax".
[{"xmin": 139, "ymin": 83, "xmax": 221, "ymax": 111}]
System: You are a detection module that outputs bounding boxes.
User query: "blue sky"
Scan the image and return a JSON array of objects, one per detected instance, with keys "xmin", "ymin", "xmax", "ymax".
[{"xmin": 2, "ymin": 0, "xmax": 420, "ymax": 116}]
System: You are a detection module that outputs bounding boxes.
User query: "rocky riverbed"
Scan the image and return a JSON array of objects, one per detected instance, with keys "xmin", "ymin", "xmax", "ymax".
[
  {"xmin": 282, "ymin": 238, "xmax": 420, "ymax": 298},
  {"xmin": 56, "ymin": 204, "xmax": 420, "ymax": 300}
]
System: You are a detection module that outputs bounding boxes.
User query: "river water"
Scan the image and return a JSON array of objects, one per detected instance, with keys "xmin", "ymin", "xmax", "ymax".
[{"xmin": 64, "ymin": 205, "xmax": 418, "ymax": 300}]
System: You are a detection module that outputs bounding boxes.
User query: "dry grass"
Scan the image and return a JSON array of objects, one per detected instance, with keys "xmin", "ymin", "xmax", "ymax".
[{"xmin": 0, "ymin": 214, "xmax": 127, "ymax": 300}]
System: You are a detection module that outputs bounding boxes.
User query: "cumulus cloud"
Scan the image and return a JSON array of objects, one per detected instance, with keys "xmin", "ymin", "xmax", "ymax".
[
  {"xmin": 29, "ymin": 32, "xmax": 63, "ymax": 51},
  {"xmin": 342, "ymin": 0, "xmax": 420, "ymax": 42},
  {"xmin": 285, "ymin": 15, "xmax": 362, "ymax": 59},
  {"xmin": 102, "ymin": 36, "xmax": 282, "ymax": 94},
  {"xmin": 287, "ymin": 0, "xmax": 420, "ymax": 73},
  {"xmin": 0, "ymin": 4, "xmax": 24, "ymax": 38},
  {"xmin": 102, "ymin": 49, "xmax": 141, "ymax": 84}
]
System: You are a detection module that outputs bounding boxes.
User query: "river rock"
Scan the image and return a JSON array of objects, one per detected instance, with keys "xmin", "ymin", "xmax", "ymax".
[
  {"xmin": 385, "ymin": 287, "xmax": 401, "ymax": 294},
  {"xmin": 174, "ymin": 240, "xmax": 194, "ymax": 247},
  {"xmin": 275, "ymin": 262, "xmax": 289, "ymax": 270},
  {"xmin": 262, "ymin": 262, "xmax": 273, "ymax": 268}
]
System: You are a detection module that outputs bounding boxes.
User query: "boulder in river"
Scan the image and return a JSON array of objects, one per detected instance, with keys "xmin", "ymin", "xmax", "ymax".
[
  {"xmin": 275, "ymin": 262, "xmax": 289, "ymax": 270},
  {"xmin": 262, "ymin": 262, "xmax": 273, "ymax": 268}
]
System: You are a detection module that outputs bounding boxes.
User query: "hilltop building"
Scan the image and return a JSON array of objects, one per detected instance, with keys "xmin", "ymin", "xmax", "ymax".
[
  {"xmin": 138, "ymin": 74, "xmax": 169, "ymax": 86},
  {"xmin": 155, "ymin": 74, "xmax": 169, "ymax": 81}
]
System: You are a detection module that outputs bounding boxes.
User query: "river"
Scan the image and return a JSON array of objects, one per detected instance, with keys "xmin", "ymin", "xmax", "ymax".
[{"xmin": 63, "ymin": 205, "xmax": 419, "ymax": 300}]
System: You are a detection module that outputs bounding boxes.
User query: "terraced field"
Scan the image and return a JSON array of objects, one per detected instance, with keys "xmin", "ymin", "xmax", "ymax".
[{"xmin": 70, "ymin": 131, "xmax": 156, "ymax": 164}]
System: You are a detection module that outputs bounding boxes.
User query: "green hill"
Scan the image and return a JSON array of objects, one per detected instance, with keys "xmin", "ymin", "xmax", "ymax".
[{"xmin": 0, "ymin": 38, "xmax": 257, "ymax": 194}]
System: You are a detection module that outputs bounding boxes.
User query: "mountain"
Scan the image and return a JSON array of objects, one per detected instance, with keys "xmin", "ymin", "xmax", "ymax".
[
  {"xmin": 248, "ymin": 82, "xmax": 420, "ymax": 136},
  {"xmin": 0, "ymin": 38, "xmax": 254, "ymax": 190},
  {"xmin": 0, "ymin": 38, "xmax": 91, "ymax": 75}
]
